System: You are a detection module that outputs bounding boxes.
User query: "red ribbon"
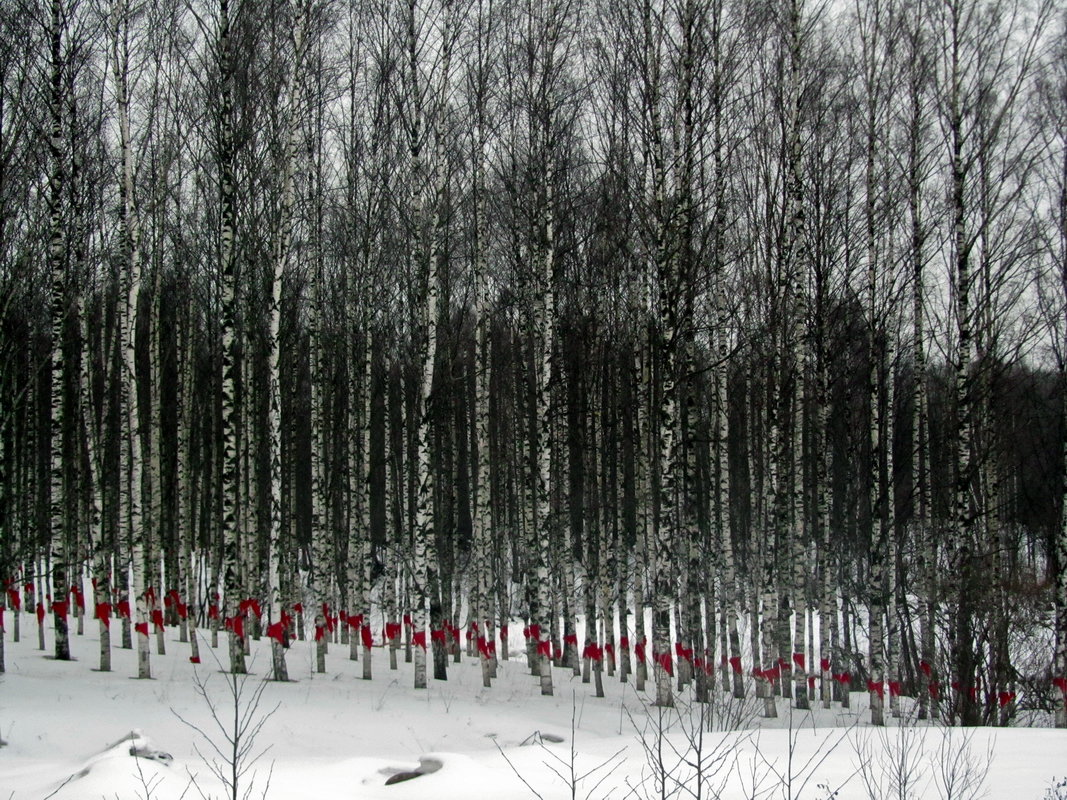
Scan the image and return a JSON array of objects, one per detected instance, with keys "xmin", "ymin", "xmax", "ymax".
[
  {"xmin": 537, "ymin": 639, "xmax": 552, "ymax": 657},
  {"xmin": 968, "ymin": 687, "xmax": 979, "ymax": 703},
  {"xmin": 361, "ymin": 625, "xmax": 374, "ymax": 648},
  {"xmin": 564, "ymin": 633, "xmax": 578, "ymax": 646},
  {"xmin": 145, "ymin": 586, "xmax": 156, "ymax": 606},
  {"xmin": 635, "ymin": 640, "xmax": 646, "ymax": 663},
  {"xmin": 386, "ymin": 622, "xmax": 401, "ymax": 640},
  {"xmin": 477, "ymin": 636, "xmax": 491, "ymax": 659},
  {"xmin": 95, "ymin": 602, "xmax": 112, "ymax": 628},
  {"xmin": 151, "ymin": 609, "xmax": 165, "ymax": 631},
  {"xmin": 605, "ymin": 643, "xmax": 615, "ymax": 659},
  {"xmin": 834, "ymin": 671, "xmax": 851, "ymax": 685},
  {"xmin": 226, "ymin": 616, "xmax": 245, "ymax": 640},
  {"xmin": 778, "ymin": 657, "xmax": 791, "ymax": 673},
  {"xmin": 403, "ymin": 613, "xmax": 412, "ymax": 626},
  {"xmin": 208, "ymin": 604, "xmax": 219, "ymax": 620},
  {"xmin": 293, "ymin": 602, "xmax": 304, "ymax": 614},
  {"xmin": 765, "ymin": 665, "xmax": 781, "ymax": 681},
  {"xmin": 820, "ymin": 657, "xmax": 831, "ymax": 672},
  {"xmin": 7, "ymin": 588, "xmax": 20, "ymax": 610},
  {"xmin": 619, "ymin": 636, "xmax": 629, "ymax": 650},
  {"xmin": 413, "ymin": 631, "xmax": 427, "ymax": 649},
  {"xmin": 808, "ymin": 676, "xmax": 816, "ymax": 689},
  {"xmin": 998, "ymin": 691, "xmax": 1016, "ymax": 707},
  {"xmin": 431, "ymin": 629, "xmax": 447, "ymax": 644},
  {"xmin": 314, "ymin": 624, "xmax": 326, "ymax": 642},
  {"xmin": 72, "ymin": 586, "xmax": 85, "ymax": 610},
  {"xmin": 118, "ymin": 600, "xmax": 131, "ymax": 619},
  {"xmin": 1052, "ymin": 677, "xmax": 1067, "ymax": 695},
  {"xmin": 267, "ymin": 621, "xmax": 286, "ymax": 645},
  {"xmin": 25, "ymin": 581, "xmax": 33, "ymax": 593},
  {"xmin": 655, "ymin": 651, "xmax": 674, "ymax": 677},
  {"xmin": 240, "ymin": 598, "xmax": 262, "ymax": 618},
  {"xmin": 52, "ymin": 600, "xmax": 69, "ymax": 619},
  {"xmin": 554, "ymin": 643, "xmax": 564, "ymax": 660},
  {"xmin": 135, "ymin": 622, "xmax": 149, "ymax": 637},
  {"xmin": 867, "ymin": 680, "xmax": 884, "ymax": 699},
  {"xmin": 889, "ymin": 681, "xmax": 901, "ymax": 697},
  {"xmin": 928, "ymin": 682, "xmax": 940, "ymax": 699},
  {"xmin": 36, "ymin": 602, "xmax": 45, "ymax": 624},
  {"xmin": 189, "ymin": 656, "xmax": 201, "ymax": 664},
  {"xmin": 0, "ymin": 607, "xmax": 4, "ymax": 630},
  {"xmin": 488, "ymin": 640, "xmax": 496, "ymax": 656},
  {"xmin": 527, "ymin": 624, "xmax": 540, "ymax": 641},
  {"xmin": 583, "ymin": 643, "xmax": 603, "ymax": 662},
  {"xmin": 919, "ymin": 660, "xmax": 932, "ymax": 677},
  {"xmin": 499, "ymin": 624, "xmax": 508, "ymax": 640},
  {"xmin": 729, "ymin": 655, "xmax": 743, "ymax": 675},
  {"xmin": 793, "ymin": 653, "xmax": 805, "ymax": 671},
  {"xmin": 177, "ymin": 602, "xmax": 188, "ymax": 620}
]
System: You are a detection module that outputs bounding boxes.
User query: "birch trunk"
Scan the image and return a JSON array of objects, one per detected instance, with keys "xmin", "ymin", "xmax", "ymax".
[
  {"xmin": 47, "ymin": 0, "xmax": 70, "ymax": 664},
  {"xmin": 216, "ymin": 0, "xmax": 245, "ymax": 676}
]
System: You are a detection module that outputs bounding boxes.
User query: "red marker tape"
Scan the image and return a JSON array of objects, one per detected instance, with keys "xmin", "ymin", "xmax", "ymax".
[
  {"xmin": 314, "ymin": 625, "xmax": 326, "ymax": 642},
  {"xmin": 928, "ymin": 682, "xmax": 940, "ymax": 699},
  {"xmin": 919, "ymin": 660, "xmax": 932, "ymax": 677},
  {"xmin": 52, "ymin": 600, "xmax": 69, "ymax": 619},
  {"xmin": 619, "ymin": 636, "xmax": 629, "ymax": 650},
  {"xmin": 36, "ymin": 602, "xmax": 45, "ymax": 624},
  {"xmin": 729, "ymin": 655, "xmax": 743, "ymax": 675},
  {"xmin": 96, "ymin": 602, "xmax": 112, "ymax": 628},
  {"xmin": 793, "ymin": 653, "xmax": 805, "ymax": 671},
  {"xmin": 135, "ymin": 622, "xmax": 149, "ymax": 637},
  {"xmin": 152, "ymin": 609, "xmax": 164, "ymax": 631},
  {"xmin": 889, "ymin": 681, "xmax": 901, "ymax": 697},
  {"xmin": 267, "ymin": 621, "xmax": 286, "ymax": 645},
  {"xmin": 499, "ymin": 625, "xmax": 508, "ymax": 640},
  {"xmin": 820, "ymin": 657, "xmax": 831, "ymax": 673},
  {"xmin": 537, "ymin": 639, "xmax": 552, "ymax": 657},
  {"xmin": 413, "ymin": 631, "xmax": 427, "ymax": 649},
  {"xmin": 361, "ymin": 625, "xmax": 373, "ymax": 649},
  {"xmin": 118, "ymin": 600, "xmax": 131, "ymax": 619},
  {"xmin": 998, "ymin": 691, "xmax": 1016, "ymax": 707},
  {"xmin": 655, "ymin": 651, "xmax": 674, "ymax": 677},
  {"xmin": 867, "ymin": 680, "xmax": 884, "ymax": 699},
  {"xmin": 564, "ymin": 633, "xmax": 578, "ymax": 646}
]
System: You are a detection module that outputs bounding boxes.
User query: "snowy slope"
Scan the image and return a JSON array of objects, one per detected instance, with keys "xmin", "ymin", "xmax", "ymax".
[{"xmin": 1, "ymin": 616, "xmax": 1065, "ymax": 799}]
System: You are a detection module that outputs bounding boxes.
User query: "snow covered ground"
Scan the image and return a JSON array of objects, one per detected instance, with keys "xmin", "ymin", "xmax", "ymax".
[{"xmin": 1, "ymin": 618, "xmax": 1065, "ymax": 799}]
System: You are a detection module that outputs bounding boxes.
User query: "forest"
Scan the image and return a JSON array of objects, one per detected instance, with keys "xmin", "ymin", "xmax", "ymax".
[{"xmin": 0, "ymin": 0, "xmax": 1065, "ymax": 733}]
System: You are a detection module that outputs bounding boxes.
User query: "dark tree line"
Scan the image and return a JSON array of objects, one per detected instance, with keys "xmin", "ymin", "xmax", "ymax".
[{"xmin": 0, "ymin": 0, "xmax": 1066, "ymax": 728}]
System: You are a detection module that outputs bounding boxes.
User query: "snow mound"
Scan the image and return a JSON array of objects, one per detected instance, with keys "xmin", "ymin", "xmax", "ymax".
[{"xmin": 48, "ymin": 730, "xmax": 182, "ymax": 799}]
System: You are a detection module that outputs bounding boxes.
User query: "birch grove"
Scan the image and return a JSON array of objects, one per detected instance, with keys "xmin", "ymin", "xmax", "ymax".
[{"xmin": 0, "ymin": 0, "xmax": 1064, "ymax": 730}]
